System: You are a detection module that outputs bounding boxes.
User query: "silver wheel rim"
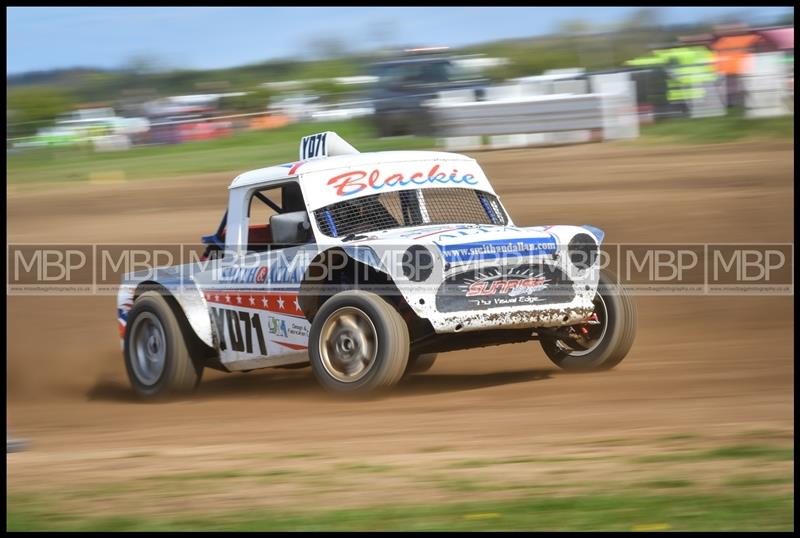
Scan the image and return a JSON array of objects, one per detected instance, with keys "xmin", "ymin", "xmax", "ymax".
[
  {"xmin": 556, "ymin": 293, "xmax": 609, "ymax": 357},
  {"xmin": 319, "ymin": 306, "xmax": 378, "ymax": 383},
  {"xmin": 130, "ymin": 312, "xmax": 167, "ymax": 386}
]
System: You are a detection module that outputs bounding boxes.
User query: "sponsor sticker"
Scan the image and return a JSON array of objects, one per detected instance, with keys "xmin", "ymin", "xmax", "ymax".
[
  {"xmin": 327, "ymin": 164, "xmax": 479, "ymax": 197},
  {"xmin": 436, "ymin": 237, "xmax": 558, "ymax": 264},
  {"xmin": 436, "ymin": 264, "xmax": 574, "ymax": 312}
]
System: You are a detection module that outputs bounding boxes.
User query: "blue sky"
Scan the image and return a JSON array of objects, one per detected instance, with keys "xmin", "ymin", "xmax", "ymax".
[{"xmin": 7, "ymin": 7, "xmax": 793, "ymax": 74}]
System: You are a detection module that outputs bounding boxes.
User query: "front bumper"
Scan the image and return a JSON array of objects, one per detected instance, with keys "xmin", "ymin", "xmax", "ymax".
[
  {"xmin": 428, "ymin": 298, "xmax": 596, "ymax": 333},
  {"xmin": 424, "ymin": 255, "xmax": 598, "ymax": 333}
]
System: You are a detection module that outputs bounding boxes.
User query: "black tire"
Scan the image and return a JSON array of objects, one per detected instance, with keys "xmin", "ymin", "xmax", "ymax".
[
  {"xmin": 540, "ymin": 269, "xmax": 637, "ymax": 371},
  {"xmin": 124, "ymin": 291, "xmax": 203, "ymax": 399},
  {"xmin": 309, "ymin": 290, "xmax": 409, "ymax": 394},
  {"xmin": 403, "ymin": 353, "xmax": 438, "ymax": 377}
]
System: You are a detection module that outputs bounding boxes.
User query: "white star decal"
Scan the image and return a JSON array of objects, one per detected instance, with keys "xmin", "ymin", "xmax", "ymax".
[
  {"xmin": 249, "ymin": 296, "xmax": 256, "ymax": 306},
  {"xmin": 277, "ymin": 296, "xmax": 285, "ymax": 309},
  {"xmin": 215, "ymin": 294, "xmax": 220, "ymax": 301},
  {"xmin": 294, "ymin": 297, "xmax": 301, "ymax": 311},
  {"xmin": 261, "ymin": 297, "xmax": 269, "ymax": 307},
  {"xmin": 225, "ymin": 295, "xmax": 231, "ymax": 303},
  {"xmin": 236, "ymin": 295, "xmax": 242, "ymax": 304}
]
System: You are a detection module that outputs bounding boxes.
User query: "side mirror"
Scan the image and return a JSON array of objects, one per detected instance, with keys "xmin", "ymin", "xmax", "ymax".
[{"xmin": 270, "ymin": 211, "xmax": 312, "ymax": 244}]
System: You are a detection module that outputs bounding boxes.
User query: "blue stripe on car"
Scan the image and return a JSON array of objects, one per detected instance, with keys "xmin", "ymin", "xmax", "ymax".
[
  {"xmin": 436, "ymin": 237, "xmax": 558, "ymax": 263},
  {"xmin": 324, "ymin": 209, "xmax": 338, "ymax": 237}
]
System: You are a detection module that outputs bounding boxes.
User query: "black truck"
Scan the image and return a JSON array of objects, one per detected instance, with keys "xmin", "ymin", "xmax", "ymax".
[{"xmin": 367, "ymin": 51, "xmax": 487, "ymax": 137}]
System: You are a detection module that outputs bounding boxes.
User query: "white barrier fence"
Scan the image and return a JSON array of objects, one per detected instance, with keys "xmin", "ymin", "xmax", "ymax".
[
  {"xmin": 744, "ymin": 52, "xmax": 793, "ymax": 118},
  {"xmin": 427, "ymin": 72, "xmax": 639, "ymax": 151},
  {"xmin": 686, "ymin": 53, "xmax": 793, "ymax": 119},
  {"xmin": 688, "ymin": 77, "xmax": 727, "ymax": 119}
]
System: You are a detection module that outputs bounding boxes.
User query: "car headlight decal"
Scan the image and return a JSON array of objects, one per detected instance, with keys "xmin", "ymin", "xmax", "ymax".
[
  {"xmin": 401, "ymin": 245, "xmax": 434, "ymax": 282},
  {"xmin": 568, "ymin": 233, "xmax": 598, "ymax": 271}
]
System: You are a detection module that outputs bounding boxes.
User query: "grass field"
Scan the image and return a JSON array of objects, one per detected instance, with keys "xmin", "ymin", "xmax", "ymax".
[
  {"xmin": 7, "ymin": 493, "xmax": 793, "ymax": 531},
  {"xmin": 6, "ymin": 120, "xmax": 435, "ymax": 185},
  {"xmin": 7, "ymin": 437, "xmax": 794, "ymax": 531},
  {"xmin": 638, "ymin": 111, "xmax": 794, "ymax": 144},
  {"xmin": 7, "ymin": 112, "xmax": 793, "ymax": 186}
]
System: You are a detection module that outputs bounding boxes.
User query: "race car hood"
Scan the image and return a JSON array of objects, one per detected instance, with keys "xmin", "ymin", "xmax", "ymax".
[
  {"xmin": 341, "ymin": 222, "xmax": 602, "ymax": 268},
  {"xmin": 336, "ymin": 222, "xmax": 604, "ymax": 333}
]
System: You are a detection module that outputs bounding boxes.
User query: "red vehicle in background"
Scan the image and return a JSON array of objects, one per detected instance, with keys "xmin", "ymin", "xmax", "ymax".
[
  {"xmin": 147, "ymin": 106, "xmax": 234, "ymax": 145},
  {"xmin": 176, "ymin": 118, "xmax": 233, "ymax": 142}
]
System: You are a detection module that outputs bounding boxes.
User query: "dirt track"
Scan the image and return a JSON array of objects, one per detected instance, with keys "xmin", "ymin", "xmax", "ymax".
[{"xmin": 7, "ymin": 140, "xmax": 794, "ymax": 517}]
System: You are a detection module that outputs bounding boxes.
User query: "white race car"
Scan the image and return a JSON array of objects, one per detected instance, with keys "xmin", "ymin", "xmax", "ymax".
[{"xmin": 117, "ymin": 132, "xmax": 636, "ymax": 398}]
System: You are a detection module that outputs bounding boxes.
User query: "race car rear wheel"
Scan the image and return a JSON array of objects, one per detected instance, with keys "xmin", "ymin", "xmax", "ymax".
[
  {"xmin": 309, "ymin": 291, "xmax": 409, "ymax": 394},
  {"xmin": 403, "ymin": 353, "xmax": 438, "ymax": 377},
  {"xmin": 124, "ymin": 291, "xmax": 203, "ymax": 399},
  {"xmin": 540, "ymin": 270, "xmax": 636, "ymax": 371}
]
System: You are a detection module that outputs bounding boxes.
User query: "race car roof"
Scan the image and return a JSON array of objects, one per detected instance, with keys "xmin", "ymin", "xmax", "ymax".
[{"xmin": 229, "ymin": 150, "xmax": 475, "ymax": 190}]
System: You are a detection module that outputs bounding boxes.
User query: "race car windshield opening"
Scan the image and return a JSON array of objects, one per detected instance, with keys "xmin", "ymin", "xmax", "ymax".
[{"xmin": 313, "ymin": 188, "xmax": 507, "ymax": 238}]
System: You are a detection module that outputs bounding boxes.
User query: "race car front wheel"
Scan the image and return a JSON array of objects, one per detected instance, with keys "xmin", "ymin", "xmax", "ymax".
[
  {"xmin": 124, "ymin": 291, "xmax": 203, "ymax": 399},
  {"xmin": 309, "ymin": 291, "xmax": 409, "ymax": 394},
  {"xmin": 540, "ymin": 270, "xmax": 637, "ymax": 371}
]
